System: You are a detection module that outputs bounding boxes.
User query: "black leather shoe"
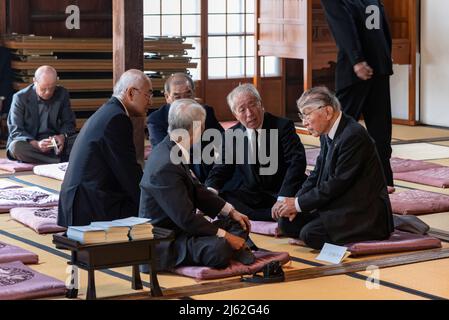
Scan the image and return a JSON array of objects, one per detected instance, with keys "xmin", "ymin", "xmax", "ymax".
[{"xmin": 234, "ymin": 245, "xmax": 256, "ymax": 265}]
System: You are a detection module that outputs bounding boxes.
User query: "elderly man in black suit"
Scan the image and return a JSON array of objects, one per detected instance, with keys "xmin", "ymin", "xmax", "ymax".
[
  {"xmin": 139, "ymin": 98, "xmax": 253, "ymax": 271},
  {"xmin": 7, "ymin": 65, "xmax": 76, "ymax": 164},
  {"xmin": 58, "ymin": 69, "xmax": 152, "ymax": 227},
  {"xmin": 205, "ymin": 84, "xmax": 307, "ymax": 222},
  {"xmin": 146, "ymin": 73, "xmax": 224, "ymax": 182},
  {"xmin": 320, "ymin": 0, "xmax": 395, "ymax": 191},
  {"xmin": 274, "ymin": 86, "xmax": 394, "ymax": 250}
]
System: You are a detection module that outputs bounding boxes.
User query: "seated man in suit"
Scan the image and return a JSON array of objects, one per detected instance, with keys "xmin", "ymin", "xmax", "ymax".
[
  {"xmin": 7, "ymin": 65, "xmax": 77, "ymax": 164},
  {"xmin": 273, "ymin": 86, "xmax": 394, "ymax": 249},
  {"xmin": 205, "ymin": 84, "xmax": 308, "ymax": 222},
  {"xmin": 139, "ymin": 98, "xmax": 253, "ymax": 271},
  {"xmin": 147, "ymin": 73, "xmax": 224, "ymax": 182},
  {"xmin": 58, "ymin": 69, "xmax": 151, "ymax": 227}
]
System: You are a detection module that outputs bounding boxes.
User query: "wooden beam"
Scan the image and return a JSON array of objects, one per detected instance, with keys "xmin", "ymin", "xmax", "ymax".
[
  {"xmin": 102, "ymin": 248, "xmax": 449, "ymax": 300},
  {"xmin": 407, "ymin": 0, "xmax": 418, "ymax": 125},
  {"xmin": 112, "ymin": 0, "xmax": 145, "ymax": 166}
]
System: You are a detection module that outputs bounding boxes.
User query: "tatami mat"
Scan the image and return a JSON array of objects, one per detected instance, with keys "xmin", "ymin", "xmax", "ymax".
[
  {"xmin": 392, "ymin": 143, "xmax": 449, "ymax": 160},
  {"xmin": 392, "ymin": 125, "xmax": 449, "ymax": 141}
]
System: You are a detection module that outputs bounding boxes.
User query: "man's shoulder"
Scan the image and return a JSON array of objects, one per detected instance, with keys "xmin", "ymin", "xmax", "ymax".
[
  {"xmin": 264, "ymin": 112, "xmax": 295, "ymax": 130},
  {"xmin": 148, "ymin": 104, "xmax": 170, "ymax": 121},
  {"xmin": 13, "ymin": 84, "xmax": 34, "ymax": 99},
  {"xmin": 339, "ymin": 114, "xmax": 372, "ymax": 142}
]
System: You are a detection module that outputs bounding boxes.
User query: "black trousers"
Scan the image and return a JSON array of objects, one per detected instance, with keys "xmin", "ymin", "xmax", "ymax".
[
  {"xmin": 220, "ymin": 188, "xmax": 277, "ymax": 222},
  {"xmin": 178, "ymin": 217, "xmax": 249, "ymax": 269},
  {"xmin": 337, "ymin": 76, "xmax": 393, "ymax": 186},
  {"xmin": 278, "ymin": 213, "xmax": 331, "ymax": 250}
]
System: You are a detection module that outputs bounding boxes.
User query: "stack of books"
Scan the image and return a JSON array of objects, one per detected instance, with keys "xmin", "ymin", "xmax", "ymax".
[
  {"xmin": 113, "ymin": 217, "xmax": 154, "ymax": 240},
  {"xmin": 66, "ymin": 217, "xmax": 153, "ymax": 244}
]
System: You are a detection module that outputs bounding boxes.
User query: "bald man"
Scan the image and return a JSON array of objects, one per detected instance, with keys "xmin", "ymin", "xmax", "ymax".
[
  {"xmin": 7, "ymin": 65, "xmax": 77, "ymax": 164},
  {"xmin": 58, "ymin": 69, "xmax": 152, "ymax": 227}
]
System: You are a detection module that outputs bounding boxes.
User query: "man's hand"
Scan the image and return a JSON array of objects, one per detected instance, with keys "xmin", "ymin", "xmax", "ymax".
[
  {"xmin": 224, "ymin": 232, "xmax": 246, "ymax": 251},
  {"xmin": 271, "ymin": 201, "xmax": 284, "ymax": 220},
  {"xmin": 30, "ymin": 139, "xmax": 52, "ymax": 153},
  {"xmin": 53, "ymin": 134, "xmax": 65, "ymax": 155},
  {"xmin": 353, "ymin": 61, "xmax": 373, "ymax": 80},
  {"xmin": 229, "ymin": 208, "xmax": 251, "ymax": 233},
  {"xmin": 278, "ymin": 197, "xmax": 298, "ymax": 222}
]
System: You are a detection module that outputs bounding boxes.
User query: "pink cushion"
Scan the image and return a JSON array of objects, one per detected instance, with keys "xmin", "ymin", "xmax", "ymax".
[
  {"xmin": 10, "ymin": 207, "xmax": 66, "ymax": 234},
  {"xmin": 306, "ymin": 148, "xmax": 320, "ymax": 166},
  {"xmin": 0, "ymin": 261, "xmax": 66, "ymax": 300},
  {"xmin": 33, "ymin": 163, "xmax": 68, "ymax": 181},
  {"xmin": 390, "ymin": 189, "xmax": 449, "ymax": 215},
  {"xmin": 220, "ymin": 121, "xmax": 239, "ymax": 131},
  {"xmin": 173, "ymin": 251, "xmax": 290, "ymax": 280},
  {"xmin": 395, "ymin": 167, "xmax": 449, "ymax": 188},
  {"xmin": 250, "ymin": 220, "xmax": 281, "ymax": 237},
  {"xmin": 0, "ymin": 242, "xmax": 39, "ymax": 264},
  {"xmin": 346, "ymin": 230, "xmax": 442, "ymax": 257},
  {"xmin": 0, "ymin": 187, "xmax": 59, "ymax": 213},
  {"xmin": 0, "ymin": 159, "xmax": 36, "ymax": 173},
  {"xmin": 390, "ymin": 157, "xmax": 442, "ymax": 174}
]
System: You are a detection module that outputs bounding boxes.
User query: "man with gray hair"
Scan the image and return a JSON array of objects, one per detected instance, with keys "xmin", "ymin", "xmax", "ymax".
[
  {"xmin": 139, "ymin": 98, "xmax": 254, "ymax": 271},
  {"xmin": 206, "ymin": 83, "xmax": 307, "ymax": 222},
  {"xmin": 7, "ymin": 65, "xmax": 76, "ymax": 164},
  {"xmin": 273, "ymin": 86, "xmax": 394, "ymax": 249},
  {"xmin": 146, "ymin": 73, "xmax": 224, "ymax": 182},
  {"xmin": 58, "ymin": 69, "xmax": 152, "ymax": 227}
]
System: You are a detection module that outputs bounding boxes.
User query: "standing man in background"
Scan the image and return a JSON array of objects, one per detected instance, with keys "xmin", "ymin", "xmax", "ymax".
[{"xmin": 321, "ymin": 0, "xmax": 395, "ymax": 192}]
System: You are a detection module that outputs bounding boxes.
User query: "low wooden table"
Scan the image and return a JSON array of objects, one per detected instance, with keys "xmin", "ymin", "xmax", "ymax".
[{"xmin": 53, "ymin": 227, "xmax": 173, "ymax": 300}]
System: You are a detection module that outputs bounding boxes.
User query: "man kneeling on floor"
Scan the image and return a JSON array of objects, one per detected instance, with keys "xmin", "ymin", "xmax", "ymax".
[
  {"xmin": 139, "ymin": 98, "xmax": 255, "ymax": 272},
  {"xmin": 273, "ymin": 86, "xmax": 394, "ymax": 250}
]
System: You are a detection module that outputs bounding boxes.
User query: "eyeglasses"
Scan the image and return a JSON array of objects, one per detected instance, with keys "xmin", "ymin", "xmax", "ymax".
[
  {"xmin": 298, "ymin": 105, "xmax": 326, "ymax": 122},
  {"xmin": 133, "ymin": 88, "xmax": 154, "ymax": 99}
]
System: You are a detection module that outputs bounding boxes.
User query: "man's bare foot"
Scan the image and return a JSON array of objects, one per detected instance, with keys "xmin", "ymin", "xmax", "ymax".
[{"xmin": 387, "ymin": 186, "xmax": 396, "ymax": 194}]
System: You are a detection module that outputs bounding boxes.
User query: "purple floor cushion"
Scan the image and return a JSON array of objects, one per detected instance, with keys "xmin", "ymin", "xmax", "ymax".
[
  {"xmin": 33, "ymin": 163, "xmax": 68, "ymax": 181},
  {"xmin": 0, "ymin": 261, "xmax": 66, "ymax": 300},
  {"xmin": 0, "ymin": 159, "xmax": 36, "ymax": 173},
  {"xmin": 346, "ymin": 230, "xmax": 442, "ymax": 257},
  {"xmin": 0, "ymin": 180, "xmax": 22, "ymax": 190},
  {"xmin": 10, "ymin": 207, "xmax": 66, "ymax": 234},
  {"xmin": 305, "ymin": 148, "xmax": 320, "ymax": 166},
  {"xmin": 250, "ymin": 220, "xmax": 281, "ymax": 237},
  {"xmin": 395, "ymin": 167, "xmax": 449, "ymax": 188},
  {"xmin": 0, "ymin": 187, "xmax": 59, "ymax": 213},
  {"xmin": 390, "ymin": 189, "xmax": 449, "ymax": 215},
  {"xmin": 390, "ymin": 157, "xmax": 442, "ymax": 174},
  {"xmin": 0, "ymin": 242, "xmax": 39, "ymax": 264},
  {"xmin": 173, "ymin": 251, "xmax": 290, "ymax": 280}
]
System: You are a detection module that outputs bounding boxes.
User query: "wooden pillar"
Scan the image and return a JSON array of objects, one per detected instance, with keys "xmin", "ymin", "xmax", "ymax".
[
  {"xmin": 0, "ymin": 0, "xmax": 7, "ymax": 36},
  {"xmin": 112, "ymin": 0, "xmax": 145, "ymax": 166},
  {"xmin": 7, "ymin": 0, "xmax": 30, "ymax": 34},
  {"xmin": 253, "ymin": 0, "xmax": 262, "ymax": 91}
]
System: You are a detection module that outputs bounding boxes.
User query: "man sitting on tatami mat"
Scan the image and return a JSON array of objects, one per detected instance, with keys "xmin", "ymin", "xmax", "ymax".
[
  {"xmin": 139, "ymin": 98, "xmax": 254, "ymax": 272},
  {"xmin": 273, "ymin": 86, "xmax": 394, "ymax": 250},
  {"xmin": 6, "ymin": 65, "xmax": 77, "ymax": 164}
]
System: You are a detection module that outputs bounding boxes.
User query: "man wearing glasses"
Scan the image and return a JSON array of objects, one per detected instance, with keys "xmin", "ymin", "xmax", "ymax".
[
  {"xmin": 58, "ymin": 69, "xmax": 152, "ymax": 227},
  {"xmin": 6, "ymin": 65, "xmax": 76, "ymax": 164},
  {"xmin": 273, "ymin": 86, "xmax": 394, "ymax": 249},
  {"xmin": 146, "ymin": 73, "xmax": 224, "ymax": 182}
]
